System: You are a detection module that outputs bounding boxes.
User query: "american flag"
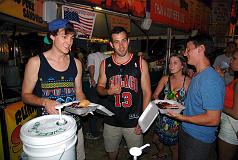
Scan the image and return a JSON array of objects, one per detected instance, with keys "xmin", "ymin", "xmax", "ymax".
[{"xmin": 62, "ymin": 5, "xmax": 96, "ymax": 39}]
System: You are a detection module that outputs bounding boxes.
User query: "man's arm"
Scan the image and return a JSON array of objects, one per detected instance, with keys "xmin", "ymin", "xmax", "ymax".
[
  {"xmin": 97, "ymin": 60, "xmax": 121, "ymax": 96},
  {"xmin": 87, "ymin": 54, "xmax": 96, "ymax": 86},
  {"xmin": 140, "ymin": 58, "xmax": 152, "ymax": 111},
  {"xmin": 168, "ymin": 110, "xmax": 221, "ymax": 126},
  {"xmin": 74, "ymin": 58, "xmax": 86, "ymax": 100},
  {"xmin": 21, "ymin": 56, "xmax": 59, "ymax": 114},
  {"xmin": 88, "ymin": 65, "xmax": 96, "ymax": 86}
]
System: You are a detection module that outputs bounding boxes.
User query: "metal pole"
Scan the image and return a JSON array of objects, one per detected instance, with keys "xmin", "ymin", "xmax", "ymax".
[
  {"xmin": 0, "ymin": 76, "xmax": 4, "ymax": 102},
  {"xmin": 164, "ymin": 27, "xmax": 171, "ymax": 75}
]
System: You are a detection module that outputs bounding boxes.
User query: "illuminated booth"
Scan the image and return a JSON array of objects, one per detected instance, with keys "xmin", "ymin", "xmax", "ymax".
[{"xmin": 0, "ymin": 1, "xmax": 46, "ymax": 159}]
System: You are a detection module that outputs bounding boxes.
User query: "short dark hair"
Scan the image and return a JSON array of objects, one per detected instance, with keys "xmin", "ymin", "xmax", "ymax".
[
  {"xmin": 187, "ymin": 34, "xmax": 214, "ymax": 58},
  {"xmin": 110, "ymin": 26, "xmax": 128, "ymax": 41}
]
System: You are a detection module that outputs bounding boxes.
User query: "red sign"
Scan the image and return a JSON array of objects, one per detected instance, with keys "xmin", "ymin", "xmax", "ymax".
[
  {"xmin": 81, "ymin": 0, "xmax": 146, "ymax": 17},
  {"xmin": 151, "ymin": 0, "xmax": 189, "ymax": 31},
  {"xmin": 4, "ymin": 101, "xmax": 37, "ymax": 160}
]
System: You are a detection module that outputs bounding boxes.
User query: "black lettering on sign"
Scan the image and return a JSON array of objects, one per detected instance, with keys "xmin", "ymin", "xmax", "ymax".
[
  {"xmin": 22, "ymin": 0, "xmax": 34, "ymax": 11},
  {"xmin": 23, "ymin": 8, "xmax": 44, "ymax": 24},
  {"xmin": 15, "ymin": 104, "xmax": 37, "ymax": 125}
]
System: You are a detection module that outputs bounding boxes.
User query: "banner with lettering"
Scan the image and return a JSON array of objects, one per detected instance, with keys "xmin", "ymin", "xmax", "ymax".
[
  {"xmin": 104, "ymin": 0, "xmax": 146, "ymax": 17},
  {"xmin": 0, "ymin": 119, "xmax": 4, "ymax": 160},
  {"xmin": 109, "ymin": 15, "xmax": 131, "ymax": 32},
  {"xmin": 69, "ymin": 0, "xmax": 146, "ymax": 17},
  {"xmin": 4, "ymin": 101, "xmax": 37, "ymax": 160},
  {"xmin": 150, "ymin": 0, "xmax": 211, "ymax": 32},
  {"xmin": 62, "ymin": 5, "xmax": 97, "ymax": 39},
  {"xmin": 0, "ymin": 0, "xmax": 46, "ymax": 26},
  {"xmin": 151, "ymin": 0, "xmax": 189, "ymax": 31}
]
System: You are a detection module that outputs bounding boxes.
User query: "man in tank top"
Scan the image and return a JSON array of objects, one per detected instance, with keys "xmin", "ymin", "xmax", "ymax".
[
  {"xmin": 97, "ymin": 26, "xmax": 151, "ymax": 160},
  {"xmin": 21, "ymin": 19, "xmax": 87, "ymax": 160}
]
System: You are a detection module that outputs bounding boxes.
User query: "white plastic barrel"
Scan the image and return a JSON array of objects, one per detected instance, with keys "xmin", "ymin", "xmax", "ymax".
[{"xmin": 20, "ymin": 115, "xmax": 77, "ymax": 160}]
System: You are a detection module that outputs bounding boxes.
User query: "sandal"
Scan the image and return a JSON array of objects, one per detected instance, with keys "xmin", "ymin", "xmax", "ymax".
[{"xmin": 151, "ymin": 153, "xmax": 167, "ymax": 159}]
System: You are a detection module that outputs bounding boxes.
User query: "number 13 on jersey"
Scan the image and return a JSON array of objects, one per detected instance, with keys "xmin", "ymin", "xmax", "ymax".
[{"xmin": 114, "ymin": 92, "xmax": 132, "ymax": 108}]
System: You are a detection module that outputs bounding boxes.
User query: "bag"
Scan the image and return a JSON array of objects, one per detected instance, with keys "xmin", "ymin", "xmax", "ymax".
[{"xmin": 227, "ymin": 116, "xmax": 238, "ymax": 139}]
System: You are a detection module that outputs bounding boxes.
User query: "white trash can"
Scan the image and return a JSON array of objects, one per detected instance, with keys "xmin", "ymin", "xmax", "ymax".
[{"xmin": 20, "ymin": 115, "xmax": 77, "ymax": 160}]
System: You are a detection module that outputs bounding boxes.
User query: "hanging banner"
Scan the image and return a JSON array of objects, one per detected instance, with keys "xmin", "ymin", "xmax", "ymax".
[
  {"xmin": 69, "ymin": 0, "xmax": 146, "ymax": 17},
  {"xmin": 87, "ymin": 0, "xmax": 102, "ymax": 5},
  {"xmin": 109, "ymin": 15, "xmax": 131, "ymax": 32},
  {"xmin": 105, "ymin": 0, "xmax": 146, "ymax": 17},
  {"xmin": 4, "ymin": 101, "xmax": 37, "ymax": 160},
  {"xmin": 0, "ymin": 0, "xmax": 46, "ymax": 26},
  {"xmin": 62, "ymin": 5, "xmax": 97, "ymax": 39},
  {"xmin": 150, "ymin": 0, "xmax": 189, "ymax": 31}
]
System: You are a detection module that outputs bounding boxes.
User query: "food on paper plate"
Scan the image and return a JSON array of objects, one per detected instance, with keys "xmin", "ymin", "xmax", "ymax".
[
  {"xmin": 78, "ymin": 100, "xmax": 90, "ymax": 108},
  {"xmin": 70, "ymin": 100, "xmax": 90, "ymax": 108},
  {"xmin": 156, "ymin": 102, "xmax": 179, "ymax": 109}
]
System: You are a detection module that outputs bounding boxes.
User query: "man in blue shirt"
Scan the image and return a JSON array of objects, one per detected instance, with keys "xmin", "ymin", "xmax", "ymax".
[{"xmin": 168, "ymin": 34, "xmax": 225, "ymax": 160}]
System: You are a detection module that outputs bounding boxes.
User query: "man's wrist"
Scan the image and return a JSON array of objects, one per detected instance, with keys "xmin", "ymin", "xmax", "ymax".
[
  {"xmin": 41, "ymin": 98, "xmax": 46, "ymax": 107},
  {"xmin": 183, "ymin": 115, "xmax": 188, "ymax": 122},
  {"xmin": 105, "ymin": 89, "xmax": 109, "ymax": 95}
]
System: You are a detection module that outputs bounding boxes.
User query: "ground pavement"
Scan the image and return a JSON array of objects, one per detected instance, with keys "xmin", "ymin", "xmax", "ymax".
[{"xmin": 82, "ymin": 121, "xmax": 217, "ymax": 160}]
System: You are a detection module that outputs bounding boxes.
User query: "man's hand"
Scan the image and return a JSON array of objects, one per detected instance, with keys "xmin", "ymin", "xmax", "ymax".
[
  {"xmin": 42, "ymin": 98, "xmax": 61, "ymax": 114},
  {"xmin": 214, "ymin": 66, "xmax": 225, "ymax": 77},
  {"xmin": 167, "ymin": 111, "xmax": 186, "ymax": 121},
  {"xmin": 107, "ymin": 84, "xmax": 121, "ymax": 95},
  {"xmin": 134, "ymin": 124, "xmax": 142, "ymax": 135},
  {"xmin": 90, "ymin": 78, "xmax": 96, "ymax": 87}
]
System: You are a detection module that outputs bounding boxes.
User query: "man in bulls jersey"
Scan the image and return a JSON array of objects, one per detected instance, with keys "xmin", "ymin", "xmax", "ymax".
[{"xmin": 97, "ymin": 26, "xmax": 151, "ymax": 160}]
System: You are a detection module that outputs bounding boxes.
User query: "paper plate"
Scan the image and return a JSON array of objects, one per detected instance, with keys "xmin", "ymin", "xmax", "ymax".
[
  {"xmin": 64, "ymin": 102, "xmax": 115, "ymax": 116},
  {"xmin": 152, "ymin": 100, "xmax": 185, "ymax": 114},
  {"xmin": 138, "ymin": 102, "xmax": 159, "ymax": 133}
]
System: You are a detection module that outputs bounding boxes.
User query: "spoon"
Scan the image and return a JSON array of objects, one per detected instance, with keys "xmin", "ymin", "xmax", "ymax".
[{"xmin": 129, "ymin": 144, "xmax": 150, "ymax": 160}]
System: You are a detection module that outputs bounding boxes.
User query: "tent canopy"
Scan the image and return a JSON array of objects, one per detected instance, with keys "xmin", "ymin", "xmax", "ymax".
[{"xmin": 92, "ymin": 12, "xmax": 189, "ymax": 40}]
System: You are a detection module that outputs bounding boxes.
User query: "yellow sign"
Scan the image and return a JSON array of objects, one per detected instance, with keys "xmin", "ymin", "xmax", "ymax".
[
  {"xmin": 0, "ymin": 0, "xmax": 46, "ymax": 26},
  {"xmin": 109, "ymin": 15, "xmax": 131, "ymax": 32},
  {"xmin": 4, "ymin": 101, "xmax": 37, "ymax": 160},
  {"xmin": 0, "ymin": 120, "xmax": 4, "ymax": 160}
]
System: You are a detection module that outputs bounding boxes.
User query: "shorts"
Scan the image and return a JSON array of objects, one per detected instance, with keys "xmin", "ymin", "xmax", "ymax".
[
  {"xmin": 218, "ymin": 113, "xmax": 238, "ymax": 145},
  {"xmin": 103, "ymin": 123, "xmax": 143, "ymax": 152},
  {"xmin": 179, "ymin": 129, "xmax": 215, "ymax": 160},
  {"xmin": 76, "ymin": 128, "xmax": 85, "ymax": 160}
]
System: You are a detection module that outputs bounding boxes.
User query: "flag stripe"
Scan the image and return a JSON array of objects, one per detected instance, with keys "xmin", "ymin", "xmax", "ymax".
[{"xmin": 62, "ymin": 5, "xmax": 96, "ymax": 39}]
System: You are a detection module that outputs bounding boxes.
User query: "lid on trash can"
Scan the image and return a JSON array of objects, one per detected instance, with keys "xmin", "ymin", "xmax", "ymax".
[{"xmin": 20, "ymin": 115, "xmax": 77, "ymax": 146}]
